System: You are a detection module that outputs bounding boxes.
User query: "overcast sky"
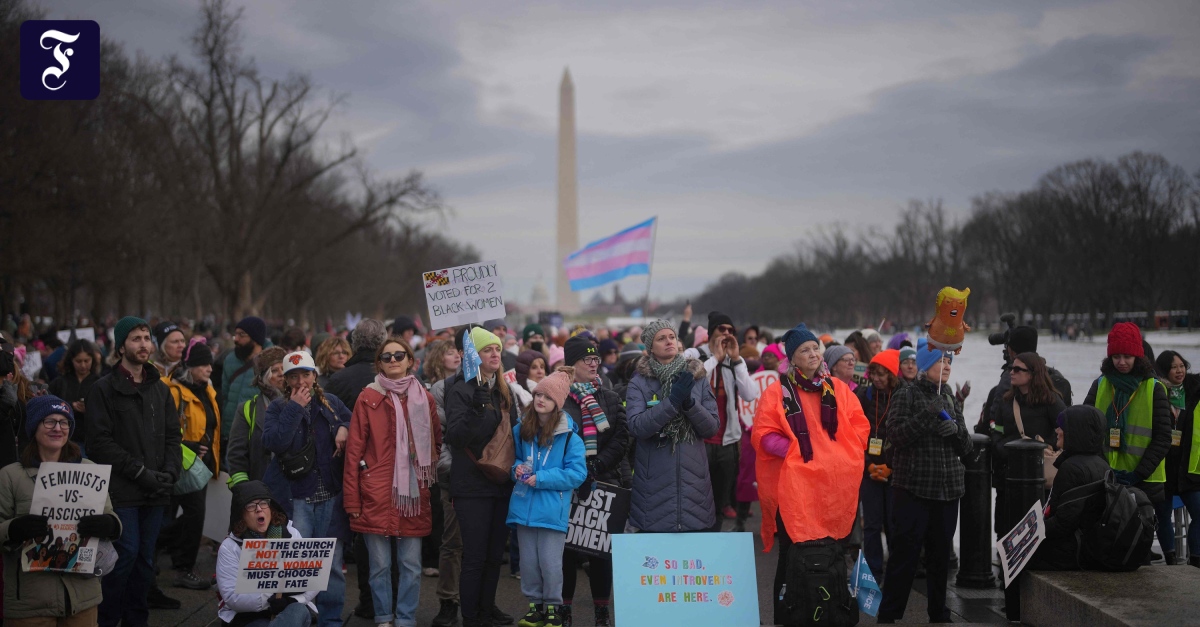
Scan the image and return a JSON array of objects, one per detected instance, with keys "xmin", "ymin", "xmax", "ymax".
[{"xmin": 45, "ymin": 0, "xmax": 1200, "ymax": 304}]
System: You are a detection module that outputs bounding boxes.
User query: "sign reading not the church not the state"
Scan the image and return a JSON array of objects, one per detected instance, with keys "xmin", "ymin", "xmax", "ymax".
[{"xmin": 422, "ymin": 261, "xmax": 506, "ymax": 330}]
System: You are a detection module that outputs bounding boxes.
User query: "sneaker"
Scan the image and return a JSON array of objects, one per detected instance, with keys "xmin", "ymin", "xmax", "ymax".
[
  {"xmin": 722, "ymin": 506, "xmax": 737, "ymax": 519},
  {"xmin": 594, "ymin": 603, "xmax": 610, "ymax": 627},
  {"xmin": 511, "ymin": 571, "xmax": 522, "ymax": 579},
  {"xmin": 173, "ymin": 570, "xmax": 211, "ymax": 590},
  {"xmin": 492, "ymin": 604, "xmax": 515, "ymax": 625},
  {"xmin": 424, "ymin": 567, "xmax": 441, "ymax": 577},
  {"xmin": 543, "ymin": 604, "xmax": 562, "ymax": 627},
  {"xmin": 146, "ymin": 586, "xmax": 182, "ymax": 610},
  {"xmin": 354, "ymin": 602, "xmax": 376, "ymax": 619},
  {"xmin": 559, "ymin": 604, "xmax": 572, "ymax": 627},
  {"xmin": 518, "ymin": 602, "xmax": 545, "ymax": 627},
  {"xmin": 431, "ymin": 600, "xmax": 459, "ymax": 627}
]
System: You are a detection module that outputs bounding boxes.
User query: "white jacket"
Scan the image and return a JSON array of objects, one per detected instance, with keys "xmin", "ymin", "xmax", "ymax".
[
  {"xmin": 216, "ymin": 522, "xmax": 319, "ymax": 624},
  {"xmin": 703, "ymin": 356, "xmax": 759, "ymax": 446}
]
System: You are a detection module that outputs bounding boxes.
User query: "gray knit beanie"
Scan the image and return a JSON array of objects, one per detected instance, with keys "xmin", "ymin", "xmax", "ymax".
[{"xmin": 640, "ymin": 319, "xmax": 675, "ymax": 349}]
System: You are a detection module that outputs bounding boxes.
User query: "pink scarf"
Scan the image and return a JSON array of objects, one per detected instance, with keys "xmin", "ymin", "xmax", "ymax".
[{"xmin": 375, "ymin": 373, "xmax": 434, "ymax": 516}]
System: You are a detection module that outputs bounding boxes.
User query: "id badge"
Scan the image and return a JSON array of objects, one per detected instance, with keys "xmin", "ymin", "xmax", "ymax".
[
  {"xmin": 868, "ymin": 438, "xmax": 883, "ymax": 456},
  {"xmin": 1109, "ymin": 428, "xmax": 1121, "ymax": 448},
  {"xmin": 1172, "ymin": 430, "xmax": 1182, "ymax": 447}
]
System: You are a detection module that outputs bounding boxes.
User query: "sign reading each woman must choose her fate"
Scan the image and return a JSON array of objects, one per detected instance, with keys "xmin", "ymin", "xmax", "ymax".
[
  {"xmin": 422, "ymin": 261, "xmax": 506, "ymax": 329},
  {"xmin": 235, "ymin": 538, "xmax": 337, "ymax": 594}
]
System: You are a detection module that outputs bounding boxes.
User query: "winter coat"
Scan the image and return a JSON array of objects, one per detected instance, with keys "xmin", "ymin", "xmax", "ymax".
[
  {"xmin": 1166, "ymin": 374, "xmax": 1200, "ymax": 495},
  {"xmin": 562, "ymin": 383, "xmax": 631, "ymax": 488},
  {"xmin": 856, "ymin": 383, "xmax": 900, "ymax": 474},
  {"xmin": 1083, "ymin": 376, "xmax": 1173, "ymax": 503},
  {"xmin": 988, "ymin": 389, "xmax": 1067, "ymax": 487},
  {"xmin": 343, "ymin": 383, "xmax": 442, "ymax": 537},
  {"xmin": 625, "ymin": 356, "xmax": 719, "ymax": 532},
  {"xmin": 325, "ymin": 348, "xmax": 377, "ymax": 411},
  {"xmin": 1031, "ymin": 406, "xmax": 1111, "ymax": 571},
  {"xmin": 977, "ymin": 365, "xmax": 1073, "ymax": 434},
  {"xmin": 226, "ymin": 394, "xmax": 273, "ymax": 487},
  {"xmin": 753, "ymin": 375, "xmax": 870, "ymax": 548},
  {"xmin": 260, "ymin": 393, "xmax": 352, "ymax": 501},
  {"xmin": 216, "ymin": 522, "xmax": 318, "ymax": 624},
  {"xmin": 702, "ymin": 356, "xmax": 759, "ymax": 447},
  {"xmin": 506, "ymin": 413, "xmax": 587, "ymax": 532},
  {"xmin": 0, "ymin": 459, "xmax": 118, "ymax": 619},
  {"xmin": 219, "ymin": 351, "xmax": 259, "ymax": 444},
  {"xmin": 445, "ymin": 374, "xmax": 517, "ymax": 500},
  {"xmin": 885, "ymin": 378, "xmax": 971, "ymax": 502},
  {"xmin": 165, "ymin": 376, "xmax": 222, "ymax": 472},
  {"xmin": 431, "ymin": 373, "xmax": 460, "ymax": 490},
  {"xmin": 47, "ymin": 373, "xmax": 98, "ymax": 445},
  {"xmin": 85, "ymin": 370, "xmax": 183, "ymax": 508},
  {"xmin": 0, "ymin": 381, "xmax": 22, "ymax": 469}
]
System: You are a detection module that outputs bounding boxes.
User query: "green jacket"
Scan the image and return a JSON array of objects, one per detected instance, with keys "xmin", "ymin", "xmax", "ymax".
[{"xmin": 0, "ymin": 459, "xmax": 118, "ymax": 619}]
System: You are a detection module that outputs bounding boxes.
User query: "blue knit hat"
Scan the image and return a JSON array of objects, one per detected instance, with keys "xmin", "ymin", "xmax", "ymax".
[
  {"xmin": 916, "ymin": 340, "xmax": 952, "ymax": 373},
  {"xmin": 783, "ymin": 324, "xmax": 819, "ymax": 360},
  {"xmin": 25, "ymin": 394, "xmax": 74, "ymax": 438}
]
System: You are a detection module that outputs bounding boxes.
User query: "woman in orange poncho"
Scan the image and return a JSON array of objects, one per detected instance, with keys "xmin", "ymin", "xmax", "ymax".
[{"xmin": 752, "ymin": 323, "xmax": 869, "ymax": 625}]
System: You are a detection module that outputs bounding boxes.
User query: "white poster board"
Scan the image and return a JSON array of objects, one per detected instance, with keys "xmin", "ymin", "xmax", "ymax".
[
  {"xmin": 422, "ymin": 261, "xmax": 505, "ymax": 330},
  {"xmin": 22, "ymin": 462, "xmax": 111, "ymax": 574},
  {"xmin": 738, "ymin": 370, "xmax": 779, "ymax": 425},
  {"xmin": 996, "ymin": 500, "xmax": 1045, "ymax": 587},
  {"xmin": 203, "ymin": 473, "xmax": 233, "ymax": 542},
  {"xmin": 56, "ymin": 328, "xmax": 96, "ymax": 345},
  {"xmin": 235, "ymin": 537, "xmax": 337, "ymax": 594}
]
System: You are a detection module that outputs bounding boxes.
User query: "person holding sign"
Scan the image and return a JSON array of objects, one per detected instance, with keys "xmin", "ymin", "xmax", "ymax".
[
  {"xmin": 343, "ymin": 337, "xmax": 442, "ymax": 627},
  {"xmin": 0, "ymin": 394, "xmax": 121, "ymax": 626},
  {"xmin": 506, "ymin": 368, "xmax": 587, "ymax": 627},
  {"xmin": 216, "ymin": 480, "xmax": 317, "ymax": 627}
]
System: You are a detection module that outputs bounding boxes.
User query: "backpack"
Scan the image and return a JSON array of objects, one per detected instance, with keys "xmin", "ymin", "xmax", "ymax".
[
  {"xmin": 781, "ymin": 538, "xmax": 859, "ymax": 627},
  {"xmin": 1080, "ymin": 470, "xmax": 1155, "ymax": 571}
]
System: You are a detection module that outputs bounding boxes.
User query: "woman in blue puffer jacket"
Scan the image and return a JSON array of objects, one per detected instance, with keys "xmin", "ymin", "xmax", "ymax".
[{"xmin": 507, "ymin": 368, "xmax": 587, "ymax": 627}]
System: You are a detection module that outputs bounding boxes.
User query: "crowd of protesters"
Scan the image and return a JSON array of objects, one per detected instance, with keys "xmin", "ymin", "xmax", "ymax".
[{"xmin": 0, "ymin": 309, "xmax": 1197, "ymax": 627}]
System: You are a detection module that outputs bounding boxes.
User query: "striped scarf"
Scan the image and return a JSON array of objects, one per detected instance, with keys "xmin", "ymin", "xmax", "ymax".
[{"xmin": 570, "ymin": 380, "xmax": 610, "ymax": 456}]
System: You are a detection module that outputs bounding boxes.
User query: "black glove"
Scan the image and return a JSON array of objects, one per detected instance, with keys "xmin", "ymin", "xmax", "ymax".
[
  {"xmin": 134, "ymin": 467, "xmax": 165, "ymax": 494},
  {"xmin": 268, "ymin": 594, "xmax": 298, "ymax": 615},
  {"xmin": 935, "ymin": 419, "xmax": 959, "ymax": 437},
  {"xmin": 78, "ymin": 514, "xmax": 121, "ymax": 540},
  {"xmin": 8, "ymin": 514, "xmax": 49, "ymax": 544},
  {"xmin": 472, "ymin": 385, "xmax": 491, "ymax": 412},
  {"xmin": 668, "ymin": 375, "xmax": 695, "ymax": 410}
]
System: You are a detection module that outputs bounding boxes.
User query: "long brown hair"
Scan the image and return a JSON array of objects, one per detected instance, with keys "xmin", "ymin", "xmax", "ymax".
[
  {"xmin": 422, "ymin": 340, "xmax": 456, "ymax": 382},
  {"xmin": 519, "ymin": 401, "xmax": 558, "ymax": 447},
  {"xmin": 1004, "ymin": 352, "xmax": 1059, "ymax": 405},
  {"xmin": 20, "ymin": 439, "xmax": 82, "ymax": 468},
  {"xmin": 375, "ymin": 337, "xmax": 415, "ymax": 377}
]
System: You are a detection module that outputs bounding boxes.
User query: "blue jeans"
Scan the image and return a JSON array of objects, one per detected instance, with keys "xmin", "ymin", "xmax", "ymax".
[
  {"xmin": 860, "ymin": 474, "xmax": 894, "ymax": 577},
  {"xmin": 516, "ymin": 525, "xmax": 566, "ymax": 605},
  {"xmin": 364, "ymin": 534, "xmax": 422, "ymax": 626},
  {"xmin": 99, "ymin": 506, "xmax": 165, "ymax": 627},
  {"xmin": 241, "ymin": 602, "xmax": 313, "ymax": 627},
  {"xmin": 292, "ymin": 495, "xmax": 347, "ymax": 627},
  {"xmin": 1154, "ymin": 491, "xmax": 1200, "ymax": 555}
]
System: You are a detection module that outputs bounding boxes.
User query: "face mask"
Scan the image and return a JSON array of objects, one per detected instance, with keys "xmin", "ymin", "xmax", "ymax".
[{"xmin": 505, "ymin": 344, "xmax": 519, "ymax": 356}]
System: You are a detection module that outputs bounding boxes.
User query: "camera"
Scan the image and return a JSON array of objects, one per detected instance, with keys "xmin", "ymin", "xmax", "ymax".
[{"xmin": 988, "ymin": 313, "xmax": 1017, "ymax": 346}]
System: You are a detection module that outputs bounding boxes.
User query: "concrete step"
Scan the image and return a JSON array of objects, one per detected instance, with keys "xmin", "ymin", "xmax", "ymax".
[{"xmin": 1021, "ymin": 565, "xmax": 1200, "ymax": 627}]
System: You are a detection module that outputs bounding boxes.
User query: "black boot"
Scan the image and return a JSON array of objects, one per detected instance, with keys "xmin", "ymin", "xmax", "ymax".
[
  {"xmin": 146, "ymin": 585, "xmax": 181, "ymax": 610},
  {"xmin": 594, "ymin": 603, "xmax": 610, "ymax": 626},
  {"xmin": 492, "ymin": 604, "xmax": 515, "ymax": 625},
  {"xmin": 1190, "ymin": 555, "xmax": 1200, "ymax": 568},
  {"xmin": 1165, "ymin": 551, "xmax": 1177, "ymax": 565},
  {"xmin": 559, "ymin": 604, "xmax": 573, "ymax": 627},
  {"xmin": 432, "ymin": 599, "xmax": 461, "ymax": 627}
]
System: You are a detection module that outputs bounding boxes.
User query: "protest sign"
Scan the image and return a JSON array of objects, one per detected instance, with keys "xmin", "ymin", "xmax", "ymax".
[
  {"xmin": 566, "ymin": 482, "xmax": 630, "ymax": 556},
  {"xmin": 55, "ymin": 328, "xmax": 96, "ymax": 345},
  {"xmin": 235, "ymin": 537, "xmax": 337, "ymax": 594},
  {"xmin": 422, "ymin": 261, "xmax": 505, "ymax": 329},
  {"xmin": 852, "ymin": 549, "xmax": 881, "ymax": 617},
  {"xmin": 503, "ymin": 369, "xmax": 518, "ymax": 386},
  {"xmin": 613, "ymin": 532, "xmax": 759, "ymax": 627},
  {"xmin": 462, "ymin": 332, "xmax": 481, "ymax": 382},
  {"xmin": 738, "ymin": 370, "xmax": 779, "ymax": 424},
  {"xmin": 22, "ymin": 462, "xmax": 111, "ymax": 574},
  {"xmin": 996, "ymin": 500, "xmax": 1045, "ymax": 587},
  {"xmin": 203, "ymin": 473, "xmax": 232, "ymax": 542}
]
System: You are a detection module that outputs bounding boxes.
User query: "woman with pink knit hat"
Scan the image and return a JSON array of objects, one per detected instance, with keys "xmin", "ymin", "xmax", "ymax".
[{"xmin": 1083, "ymin": 322, "xmax": 1173, "ymax": 506}]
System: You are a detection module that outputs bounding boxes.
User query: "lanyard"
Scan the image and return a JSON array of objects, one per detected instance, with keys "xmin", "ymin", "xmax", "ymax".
[
  {"xmin": 1113, "ymin": 388, "xmax": 1139, "ymax": 423},
  {"xmin": 874, "ymin": 388, "xmax": 892, "ymax": 435},
  {"xmin": 529, "ymin": 440, "xmax": 554, "ymax": 470}
]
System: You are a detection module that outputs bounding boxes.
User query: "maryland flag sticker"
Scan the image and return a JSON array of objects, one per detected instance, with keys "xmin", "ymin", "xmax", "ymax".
[{"xmin": 424, "ymin": 270, "xmax": 450, "ymax": 288}]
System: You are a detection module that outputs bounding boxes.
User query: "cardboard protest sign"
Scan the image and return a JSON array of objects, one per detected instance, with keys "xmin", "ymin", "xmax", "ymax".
[
  {"xmin": 613, "ymin": 532, "xmax": 759, "ymax": 627},
  {"xmin": 852, "ymin": 549, "xmax": 881, "ymax": 617},
  {"xmin": 22, "ymin": 462, "xmax": 111, "ymax": 574},
  {"xmin": 203, "ymin": 473, "xmax": 232, "ymax": 542},
  {"xmin": 503, "ymin": 369, "xmax": 518, "ymax": 385},
  {"xmin": 566, "ymin": 482, "xmax": 630, "ymax": 556},
  {"xmin": 422, "ymin": 261, "xmax": 505, "ymax": 329},
  {"xmin": 235, "ymin": 537, "xmax": 337, "ymax": 594},
  {"xmin": 997, "ymin": 500, "xmax": 1045, "ymax": 587},
  {"xmin": 738, "ymin": 370, "xmax": 779, "ymax": 424},
  {"xmin": 55, "ymin": 328, "xmax": 96, "ymax": 345}
]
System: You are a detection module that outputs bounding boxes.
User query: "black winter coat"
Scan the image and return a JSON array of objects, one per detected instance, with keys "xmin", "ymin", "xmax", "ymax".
[
  {"xmin": 48, "ymin": 373, "xmax": 99, "ymax": 445},
  {"xmin": 1083, "ymin": 376, "xmax": 1172, "ymax": 503},
  {"xmin": 856, "ymin": 383, "xmax": 900, "ymax": 472},
  {"xmin": 445, "ymin": 375, "xmax": 516, "ymax": 499},
  {"xmin": 1165, "ymin": 374, "xmax": 1200, "ymax": 495},
  {"xmin": 324, "ymin": 349, "xmax": 377, "ymax": 410},
  {"xmin": 988, "ymin": 390, "xmax": 1067, "ymax": 487},
  {"xmin": 563, "ymin": 385, "xmax": 630, "ymax": 489},
  {"xmin": 85, "ymin": 370, "xmax": 183, "ymax": 508}
]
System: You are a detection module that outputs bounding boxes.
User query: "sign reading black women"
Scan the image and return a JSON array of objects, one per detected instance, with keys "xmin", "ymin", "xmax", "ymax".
[{"xmin": 566, "ymin": 482, "xmax": 630, "ymax": 556}]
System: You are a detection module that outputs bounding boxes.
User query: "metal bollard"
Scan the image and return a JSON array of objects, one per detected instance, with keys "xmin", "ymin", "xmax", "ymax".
[
  {"xmin": 956, "ymin": 433, "xmax": 996, "ymax": 588},
  {"xmin": 1003, "ymin": 438, "xmax": 1046, "ymax": 621}
]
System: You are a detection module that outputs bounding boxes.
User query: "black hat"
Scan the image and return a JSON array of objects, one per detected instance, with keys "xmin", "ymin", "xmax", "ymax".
[
  {"xmin": 1008, "ymin": 326, "xmax": 1038, "ymax": 355},
  {"xmin": 183, "ymin": 339, "xmax": 213, "ymax": 368},
  {"xmin": 390, "ymin": 316, "xmax": 418, "ymax": 336},
  {"xmin": 564, "ymin": 335, "xmax": 598, "ymax": 366},
  {"xmin": 229, "ymin": 480, "xmax": 285, "ymax": 533},
  {"xmin": 708, "ymin": 311, "xmax": 735, "ymax": 336},
  {"xmin": 235, "ymin": 317, "xmax": 267, "ymax": 348},
  {"xmin": 153, "ymin": 321, "xmax": 182, "ymax": 348}
]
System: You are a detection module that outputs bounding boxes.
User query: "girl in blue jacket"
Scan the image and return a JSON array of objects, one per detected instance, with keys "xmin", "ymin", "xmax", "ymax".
[{"xmin": 507, "ymin": 368, "xmax": 587, "ymax": 627}]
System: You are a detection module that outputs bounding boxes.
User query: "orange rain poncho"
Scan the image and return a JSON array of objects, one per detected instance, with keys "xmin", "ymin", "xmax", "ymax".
[{"xmin": 751, "ymin": 376, "xmax": 870, "ymax": 551}]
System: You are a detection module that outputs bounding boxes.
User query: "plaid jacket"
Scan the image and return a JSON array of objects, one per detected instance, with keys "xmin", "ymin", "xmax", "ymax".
[{"xmin": 885, "ymin": 378, "xmax": 971, "ymax": 501}]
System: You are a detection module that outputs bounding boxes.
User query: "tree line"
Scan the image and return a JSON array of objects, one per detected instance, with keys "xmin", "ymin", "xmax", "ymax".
[
  {"xmin": 689, "ymin": 151, "xmax": 1200, "ymax": 331},
  {"xmin": 0, "ymin": 0, "xmax": 478, "ymax": 330}
]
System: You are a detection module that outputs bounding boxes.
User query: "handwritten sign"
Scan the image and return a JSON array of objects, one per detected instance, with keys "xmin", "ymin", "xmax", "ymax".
[
  {"xmin": 738, "ymin": 370, "xmax": 779, "ymax": 425},
  {"xmin": 997, "ymin": 501, "xmax": 1045, "ymax": 587},
  {"xmin": 613, "ymin": 532, "xmax": 759, "ymax": 627},
  {"xmin": 422, "ymin": 261, "xmax": 506, "ymax": 329},
  {"xmin": 22, "ymin": 462, "xmax": 111, "ymax": 574},
  {"xmin": 235, "ymin": 537, "xmax": 337, "ymax": 594},
  {"xmin": 566, "ymin": 482, "xmax": 630, "ymax": 556}
]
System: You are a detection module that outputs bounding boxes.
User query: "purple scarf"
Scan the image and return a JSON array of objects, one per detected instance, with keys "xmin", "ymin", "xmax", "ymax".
[{"xmin": 779, "ymin": 366, "xmax": 839, "ymax": 463}]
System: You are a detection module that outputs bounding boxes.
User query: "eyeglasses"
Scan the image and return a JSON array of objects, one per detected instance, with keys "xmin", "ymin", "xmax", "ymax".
[
  {"xmin": 716, "ymin": 325, "xmax": 734, "ymax": 334},
  {"xmin": 837, "ymin": 356, "xmax": 856, "ymax": 365},
  {"xmin": 581, "ymin": 356, "xmax": 601, "ymax": 366},
  {"xmin": 244, "ymin": 500, "xmax": 271, "ymax": 512},
  {"xmin": 1010, "ymin": 366, "xmax": 1029, "ymax": 374},
  {"xmin": 379, "ymin": 351, "xmax": 408, "ymax": 363},
  {"xmin": 41, "ymin": 419, "xmax": 70, "ymax": 431}
]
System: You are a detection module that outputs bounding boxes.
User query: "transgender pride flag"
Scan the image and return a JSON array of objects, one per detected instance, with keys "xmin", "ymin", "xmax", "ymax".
[{"xmin": 564, "ymin": 217, "xmax": 657, "ymax": 291}]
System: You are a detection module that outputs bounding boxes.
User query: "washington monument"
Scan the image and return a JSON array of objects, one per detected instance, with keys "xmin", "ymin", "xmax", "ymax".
[{"xmin": 556, "ymin": 68, "xmax": 581, "ymax": 314}]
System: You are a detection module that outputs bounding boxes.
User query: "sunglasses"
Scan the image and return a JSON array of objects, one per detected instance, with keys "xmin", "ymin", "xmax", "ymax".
[
  {"xmin": 379, "ymin": 351, "xmax": 408, "ymax": 363},
  {"xmin": 1010, "ymin": 366, "xmax": 1029, "ymax": 374},
  {"xmin": 716, "ymin": 325, "xmax": 735, "ymax": 334}
]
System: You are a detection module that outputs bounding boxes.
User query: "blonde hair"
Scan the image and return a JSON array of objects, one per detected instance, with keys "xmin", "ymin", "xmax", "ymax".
[
  {"xmin": 314, "ymin": 337, "xmax": 351, "ymax": 375},
  {"xmin": 935, "ymin": 286, "xmax": 971, "ymax": 308}
]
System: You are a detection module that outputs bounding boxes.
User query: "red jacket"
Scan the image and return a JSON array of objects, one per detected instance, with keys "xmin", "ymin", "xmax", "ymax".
[{"xmin": 344, "ymin": 382, "xmax": 442, "ymax": 537}]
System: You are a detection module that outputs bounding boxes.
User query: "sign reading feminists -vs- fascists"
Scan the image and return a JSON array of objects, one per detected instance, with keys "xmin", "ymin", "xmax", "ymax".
[
  {"xmin": 235, "ymin": 538, "xmax": 337, "ymax": 594},
  {"xmin": 422, "ymin": 261, "xmax": 506, "ymax": 329},
  {"xmin": 565, "ymin": 482, "xmax": 630, "ymax": 556},
  {"xmin": 22, "ymin": 462, "xmax": 111, "ymax": 574}
]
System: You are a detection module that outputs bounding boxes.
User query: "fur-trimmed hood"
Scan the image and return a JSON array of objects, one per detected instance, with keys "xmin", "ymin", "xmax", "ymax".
[{"xmin": 635, "ymin": 355, "xmax": 707, "ymax": 381}]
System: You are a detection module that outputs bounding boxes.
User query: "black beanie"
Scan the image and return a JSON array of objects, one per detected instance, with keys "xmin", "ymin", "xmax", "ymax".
[
  {"xmin": 564, "ymin": 336, "xmax": 598, "ymax": 366},
  {"xmin": 235, "ymin": 316, "xmax": 267, "ymax": 348},
  {"xmin": 184, "ymin": 340, "xmax": 213, "ymax": 367},
  {"xmin": 1008, "ymin": 326, "xmax": 1038, "ymax": 355},
  {"xmin": 229, "ymin": 480, "xmax": 284, "ymax": 533},
  {"xmin": 153, "ymin": 321, "xmax": 181, "ymax": 347},
  {"xmin": 708, "ymin": 311, "xmax": 735, "ymax": 336}
]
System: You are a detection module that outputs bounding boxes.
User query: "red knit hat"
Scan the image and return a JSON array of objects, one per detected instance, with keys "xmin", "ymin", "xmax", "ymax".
[
  {"xmin": 1106, "ymin": 322, "xmax": 1144, "ymax": 358},
  {"xmin": 869, "ymin": 348, "xmax": 901, "ymax": 376},
  {"xmin": 534, "ymin": 367, "xmax": 574, "ymax": 411}
]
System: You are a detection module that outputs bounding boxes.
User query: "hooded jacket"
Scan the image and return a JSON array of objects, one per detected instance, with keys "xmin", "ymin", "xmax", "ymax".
[
  {"xmin": 702, "ymin": 356, "xmax": 760, "ymax": 447},
  {"xmin": 625, "ymin": 356, "xmax": 719, "ymax": 532},
  {"xmin": 226, "ymin": 394, "xmax": 273, "ymax": 487},
  {"xmin": 165, "ymin": 375, "xmax": 221, "ymax": 472},
  {"xmin": 1083, "ymin": 375, "xmax": 1172, "ymax": 503},
  {"xmin": 506, "ymin": 413, "xmax": 587, "ymax": 533},
  {"xmin": 1031, "ymin": 406, "xmax": 1111, "ymax": 571}
]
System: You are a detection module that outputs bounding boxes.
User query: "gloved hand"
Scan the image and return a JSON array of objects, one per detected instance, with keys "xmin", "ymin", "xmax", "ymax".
[
  {"xmin": 153, "ymin": 470, "xmax": 175, "ymax": 489},
  {"xmin": 268, "ymin": 595, "xmax": 297, "ymax": 615},
  {"xmin": 668, "ymin": 375, "xmax": 695, "ymax": 410},
  {"xmin": 1113, "ymin": 470, "xmax": 1138, "ymax": 486},
  {"xmin": 935, "ymin": 419, "xmax": 959, "ymax": 437},
  {"xmin": 955, "ymin": 381, "xmax": 971, "ymax": 405},
  {"xmin": 8, "ymin": 514, "xmax": 49, "ymax": 544},
  {"xmin": 135, "ymin": 466, "xmax": 165, "ymax": 494},
  {"xmin": 472, "ymin": 385, "xmax": 491, "ymax": 412},
  {"xmin": 78, "ymin": 514, "xmax": 121, "ymax": 540}
]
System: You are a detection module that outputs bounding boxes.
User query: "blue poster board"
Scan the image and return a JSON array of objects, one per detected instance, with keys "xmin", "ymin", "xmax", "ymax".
[{"xmin": 612, "ymin": 532, "xmax": 759, "ymax": 627}]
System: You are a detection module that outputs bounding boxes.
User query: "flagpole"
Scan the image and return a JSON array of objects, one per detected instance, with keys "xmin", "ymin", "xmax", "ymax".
[{"xmin": 641, "ymin": 217, "xmax": 658, "ymax": 321}]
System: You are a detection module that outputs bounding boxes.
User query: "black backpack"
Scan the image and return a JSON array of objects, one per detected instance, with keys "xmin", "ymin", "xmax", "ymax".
[
  {"xmin": 1080, "ymin": 470, "xmax": 1155, "ymax": 571},
  {"xmin": 782, "ymin": 538, "xmax": 859, "ymax": 627}
]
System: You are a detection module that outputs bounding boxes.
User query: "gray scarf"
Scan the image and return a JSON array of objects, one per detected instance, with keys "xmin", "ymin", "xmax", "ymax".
[{"xmin": 648, "ymin": 356, "xmax": 694, "ymax": 448}]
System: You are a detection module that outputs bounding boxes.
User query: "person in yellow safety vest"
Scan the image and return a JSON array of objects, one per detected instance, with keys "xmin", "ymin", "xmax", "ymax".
[
  {"xmin": 1083, "ymin": 322, "xmax": 1172, "ymax": 511},
  {"xmin": 1152, "ymin": 350, "xmax": 1200, "ymax": 567},
  {"xmin": 161, "ymin": 337, "xmax": 221, "ymax": 590}
]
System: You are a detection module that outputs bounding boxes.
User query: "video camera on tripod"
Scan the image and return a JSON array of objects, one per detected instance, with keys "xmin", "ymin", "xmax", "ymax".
[{"xmin": 988, "ymin": 312, "xmax": 1018, "ymax": 367}]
